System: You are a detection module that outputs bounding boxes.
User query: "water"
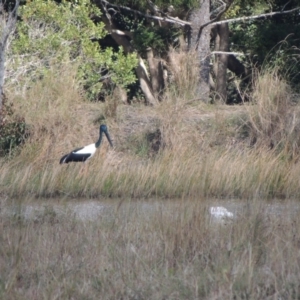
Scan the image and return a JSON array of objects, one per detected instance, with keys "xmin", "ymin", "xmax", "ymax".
[{"xmin": 1, "ymin": 197, "xmax": 300, "ymax": 223}]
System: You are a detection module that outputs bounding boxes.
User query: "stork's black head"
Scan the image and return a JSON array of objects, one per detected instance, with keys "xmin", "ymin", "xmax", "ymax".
[
  {"xmin": 100, "ymin": 124, "xmax": 108, "ymax": 132},
  {"xmin": 99, "ymin": 124, "xmax": 113, "ymax": 147}
]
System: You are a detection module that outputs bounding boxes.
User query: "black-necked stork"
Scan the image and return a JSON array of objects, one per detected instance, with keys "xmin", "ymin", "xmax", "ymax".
[{"xmin": 59, "ymin": 124, "xmax": 113, "ymax": 164}]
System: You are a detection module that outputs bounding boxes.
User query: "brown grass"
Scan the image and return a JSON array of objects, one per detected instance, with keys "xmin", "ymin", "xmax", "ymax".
[
  {"xmin": 1, "ymin": 51, "xmax": 300, "ymax": 299},
  {"xmin": 166, "ymin": 47, "xmax": 200, "ymax": 101},
  {"xmin": 1, "ymin": 197, "xmax": 300, "ymax": 299},
  {"xmin": 1, "ymin": 53, "xmax": 300, "ymax": 199},
  {"xmin": 247, "ymin": 69, "xmax": 300, "ymax": 154}
]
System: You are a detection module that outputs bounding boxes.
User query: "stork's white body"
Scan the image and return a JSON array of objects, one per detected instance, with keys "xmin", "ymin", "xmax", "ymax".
[
  {"xmin": 75, "ymin": 143, "xmax": 96, "ymax": 156},
  {"xmin": 59, "ymin": 124, "xmax": 113, "ymax": 164},
  {"xmin": 60, "ymin": 143, "xmax": 97, "ymax": 164}
]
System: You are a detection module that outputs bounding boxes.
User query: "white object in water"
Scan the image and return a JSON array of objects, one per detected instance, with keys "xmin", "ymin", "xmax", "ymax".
[{"xmin": 210, "ymin": 206, "xmax": 234, "ymax": 219}]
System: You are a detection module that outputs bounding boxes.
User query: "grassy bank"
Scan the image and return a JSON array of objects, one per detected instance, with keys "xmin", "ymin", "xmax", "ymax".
[
  {"xmin": 1, "ymin": 58, "xmax": 300, "ymax": 299},
  {"xmin": 1, "ymin": 198, "xmax": 300, "ymax": 299},
  {"xmin": 1, "ymin": 64, "xmax": 300, "ymax": 199},
  {"xmin": 0, "ymin": 145, "xmax": 295, "ymax": 198}
]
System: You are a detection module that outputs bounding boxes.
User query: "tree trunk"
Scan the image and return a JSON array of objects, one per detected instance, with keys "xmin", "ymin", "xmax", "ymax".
[
  {"xmin": 0, "ymin": 42, "xmax": 5, "ymax": 113},
  {"xmin": 0, "ymin": 1, "xmax": 19, "ymax": 114},
  {"xmin": 96, "ymin": 1, "xmax": 157, "ymax": 106},
  {"xmin": 146, "ymin": 48, "xmax": 164, "ymax": 100},
  {"xmin": 215, "ymin": 23, "xmax": 229, "ymax": 103},
  {"xmin": 188, "ymin": 0, "xmax": 211, "ymax": 102},
  {"xmin": 135, "ymin": 57, "xmax": 158, "ymax": 105}
]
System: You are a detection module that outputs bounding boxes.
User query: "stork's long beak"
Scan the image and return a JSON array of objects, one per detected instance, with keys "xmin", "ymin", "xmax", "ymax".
[{"xmin": 104, "ymin": 131, "xmax": 113, "ymax": 147}]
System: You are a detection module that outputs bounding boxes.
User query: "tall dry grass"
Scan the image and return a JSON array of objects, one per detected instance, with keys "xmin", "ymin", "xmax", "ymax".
[
  {"xmin": 1, "ymin": 197, "xmax": 300, "ymax": 299},
  {"xmin": 1, "ymin": 54, "xmax": 300, "ymax": 199},
  {"xmin": 247, "ymin": 68, "xmax": 300, "ymax": 155},
  {"xmin": 166, "ymin": 48, "xmax": 200, "ymax": 101},
  {"xmin": 1, "ymin": 137, "xmax": 298, "ymax": 199}
]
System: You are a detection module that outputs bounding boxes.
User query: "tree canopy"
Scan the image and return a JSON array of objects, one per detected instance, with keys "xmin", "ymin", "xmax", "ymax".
[
  {"xmin": 3, "ymin": 0, "xmax": 300, "ymax": 102},
  {"xmin": 7, "ymin": 0, "xmax": 138, "ymax": 99}
]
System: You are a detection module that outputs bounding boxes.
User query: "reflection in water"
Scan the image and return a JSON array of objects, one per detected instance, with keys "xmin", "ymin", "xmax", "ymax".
[
  {"xmin": 1, "ymin": 198, "xmax": 300, "ymax": 223},
  {"xmin": 1, "ymin": 201, "xmax": 109, "ymax": 222},
  {"xmin": 210, "ymin": 206, "xmax": 234, "ymax": 219}
]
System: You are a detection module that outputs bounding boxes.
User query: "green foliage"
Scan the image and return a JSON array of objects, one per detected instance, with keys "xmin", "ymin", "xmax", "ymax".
[
  {"xmin": 226, "ymin": 0, "xmax": 269, "ymax": 18},
  {"xmin": 133, "ymin": 25, "xmax": 180, "ymax": 55},
  {"xmin": 9, "ymin": 0, "xmax": 138, "ymax": 99},
  {"xmin": 111, "ymin": 0, "xmax": 198, "ymax": 11},
  {"xmin": 228, "ymin": 0, "xmax": 300, "ymax": 91},
  {"xmin": 109, "ymin": 1, "xmax": 192, "ymax": 55},
  {"xmin": 264, "ymin": 40, "xmax": 300, "ymax": 92},
  {"xmin": 0, "ymin": 95, "xmax": 28, "ymax": 156}
]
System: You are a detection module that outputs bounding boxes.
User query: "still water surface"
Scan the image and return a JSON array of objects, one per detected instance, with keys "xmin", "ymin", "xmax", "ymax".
[{"xmin": 1, "ymin": 198, "xmax": 300, "ymax": 222}]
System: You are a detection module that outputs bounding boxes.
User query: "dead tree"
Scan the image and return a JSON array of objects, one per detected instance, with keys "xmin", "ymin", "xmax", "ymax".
[{"xmin": 0, "ymin": 0, "xmax": 19, "ymax": 113}]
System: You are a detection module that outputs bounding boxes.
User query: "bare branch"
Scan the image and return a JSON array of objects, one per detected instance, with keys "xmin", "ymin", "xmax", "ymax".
[
  {"xmin": 98, "ymin": 0, "xmax": 191, "ymax": 27},
  {"xmin": 99, "ymin": 0, "xmax": 300, "ymax": 52},
  {"xmin": 281, "ymin": 1, "xmax": 292, "ymax": 12},
  {"xmin": 210, "ymin": 6, "xmax": 300, "ymax": 26},
  {"xmin": 210, "ymin": 0, "xmax": 226, "ymax": 18},
  {"xmin": 211, "ymin": 51, "xmax": 245, "ymax": 56},
  {"xmin": 111, "ymin": 29, "xmax": 133, "ymax": 38},
  {"xmin": 195, "ymin": 5, "xmax": 300, "ymax": 50}
]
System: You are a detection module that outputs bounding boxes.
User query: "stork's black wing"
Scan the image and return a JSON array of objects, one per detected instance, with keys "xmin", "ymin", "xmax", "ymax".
[{"xmin": 60, "ymin": 147, "xmax": 91, "ymax": 164}]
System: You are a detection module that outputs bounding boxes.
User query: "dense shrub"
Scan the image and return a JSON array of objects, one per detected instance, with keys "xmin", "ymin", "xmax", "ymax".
[
  {"xmin": 0, "ymin": 94, "xmax": 28, "ymax": 156},
  {"xmin": 6, "ymin": 0, "xmax": 138, "ymax": 100}
]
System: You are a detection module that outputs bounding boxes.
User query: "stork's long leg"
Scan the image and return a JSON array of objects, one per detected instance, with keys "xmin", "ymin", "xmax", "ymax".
[{"xmin": 79, "ymin": 161, "xmax": 89, "ymax": 176}]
